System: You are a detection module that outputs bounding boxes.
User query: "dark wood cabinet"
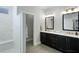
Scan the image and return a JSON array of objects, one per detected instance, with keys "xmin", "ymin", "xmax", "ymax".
[
  {"xmin": 40, "ymin": 32, "xmax": 46, "ymax": 44},
  {"xmin": 46, "ymin": 33, "xmax": 57, "ymax": 48},
  {"xmin": 56, "ymin": 35, "xmax": 67, "ymax": 52},
  {"xmin": 40, "ymin": 32, "xmax": 79, "ymax": 53},
  {"xmin": 66, "ymin": 37, "xmax": 78, "ymax": 52},
  {"xmin": 77, "ymin": 39, "xmax": 79, "ymax": 52}
]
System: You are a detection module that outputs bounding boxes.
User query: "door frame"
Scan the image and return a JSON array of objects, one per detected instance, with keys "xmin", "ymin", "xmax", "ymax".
[{"xmin": 20, "ymin": 11, "xmax": 35, "ymax": 52}]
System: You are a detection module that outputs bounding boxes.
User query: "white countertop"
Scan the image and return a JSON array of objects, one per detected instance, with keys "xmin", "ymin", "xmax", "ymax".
[{"xmin": 41, "ymin": 31, "xmax": 79, "ymax": 38}]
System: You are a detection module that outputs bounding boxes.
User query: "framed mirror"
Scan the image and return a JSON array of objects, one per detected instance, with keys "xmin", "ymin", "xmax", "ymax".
[
  {"xmin": 45, "ymin": 16, "xmax": 54, "ymax": 31},
  {"xmin": 62, "ymin": 12, "xmax": 79, "ymax": 31}
]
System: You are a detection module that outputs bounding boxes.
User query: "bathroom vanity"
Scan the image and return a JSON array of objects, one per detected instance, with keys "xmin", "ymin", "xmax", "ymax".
[
  {"xmin": 40, "ymin": 10, "xmax": 79, "ymax": 53},
  {"xmin": 40, "ymin": 31, "xmax": 79, "ymax": 53}
]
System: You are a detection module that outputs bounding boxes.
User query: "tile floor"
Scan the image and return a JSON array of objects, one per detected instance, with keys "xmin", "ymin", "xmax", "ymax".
[{"xmin": 26, "ymin": 40, "xmax": 61, "ymax": 53}]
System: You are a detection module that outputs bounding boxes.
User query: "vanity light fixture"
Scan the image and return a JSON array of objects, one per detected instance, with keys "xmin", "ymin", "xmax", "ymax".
[
  {"xmin": 71, "ymin": 8, "xmax": 75, "ymax": 11},
  {"xmin": 65, "ymin": 8, "xmax": 70, "ymax": 12},
  {"xmin": 62, "ymin": 7, "xmax": 79, "ymax": 14},
  {"xmin": 74, "ymin": 7, "xmax": 79, "ymax": 12}
]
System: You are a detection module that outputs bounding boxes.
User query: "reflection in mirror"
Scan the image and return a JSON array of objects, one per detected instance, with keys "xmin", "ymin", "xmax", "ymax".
[
  {"xmin": 63, "ymin": 12, "xmax": 79, "ymax": 31},
  {"xmin": 45, "ymin": 16, "xmax": 54, "ymax": 31}
]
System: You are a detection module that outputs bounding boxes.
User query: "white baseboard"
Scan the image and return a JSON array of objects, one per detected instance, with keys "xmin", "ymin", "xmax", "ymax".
[
  {"xmin": 34, "ymin": 41, "xmax": 41, "ymax": 46},
  {"xmin": 26, "ymin": 38, "xmax": 41, "ymax": 46}
]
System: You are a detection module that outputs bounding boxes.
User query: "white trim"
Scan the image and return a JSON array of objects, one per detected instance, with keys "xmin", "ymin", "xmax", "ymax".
[
  {"xmin": 21, "ymin": 9, "xmax": 36, "ymax": 16},
  {"xmin": 20, "ymin": 12, "xmax": 35, "ymax": 52},
  {"xmin": 19, "ymin": 13, "xmax": 25, "ymax": 53},
  {"xmin": 22, "ymin": 12, "xmax": 35, "ymax": 45}
]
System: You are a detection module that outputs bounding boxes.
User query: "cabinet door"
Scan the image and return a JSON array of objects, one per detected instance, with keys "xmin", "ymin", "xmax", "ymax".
[
  {"xmin": 56, "ymin": 35, "xmax": 67, "ymax": 51},
  {"xmin": 62, "ymin": 37, "xmax": 78, "ymax": 53},
  {"xmin": 46, "ymin": 33, "xmax": 57, "ymax": 48},
  {"xmin": 68, "ymin": 37, "xmax": 78, "ymax": 52},
  {"xmin": 40, "ymin": 32, "xmax": 46, "ymax": 44},
  {"xmin": 46, "ymin": 33, "xmax": 54, "ymax": 46},
  {"xmin": 77, "ymin": 39, "xmax": 79, "ymax": 52}
]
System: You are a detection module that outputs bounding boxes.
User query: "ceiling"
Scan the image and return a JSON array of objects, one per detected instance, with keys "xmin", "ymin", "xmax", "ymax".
[
  {"xmin": 39, "ymin": 6, "xmax": 77, "ymax": 11},
  {"xmin": 19, "ymin": 6, "xmax": 78, "ymax": 11}
]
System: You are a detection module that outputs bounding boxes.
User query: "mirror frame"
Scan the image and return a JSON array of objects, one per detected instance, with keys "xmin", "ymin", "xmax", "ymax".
[
  {"xmin": 45, "ymin": 16, "xmax": 54, "ymax": 31},
  {"xmin": 62, "ymin": 12, "xmax": 79, "ymax": 31}
]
